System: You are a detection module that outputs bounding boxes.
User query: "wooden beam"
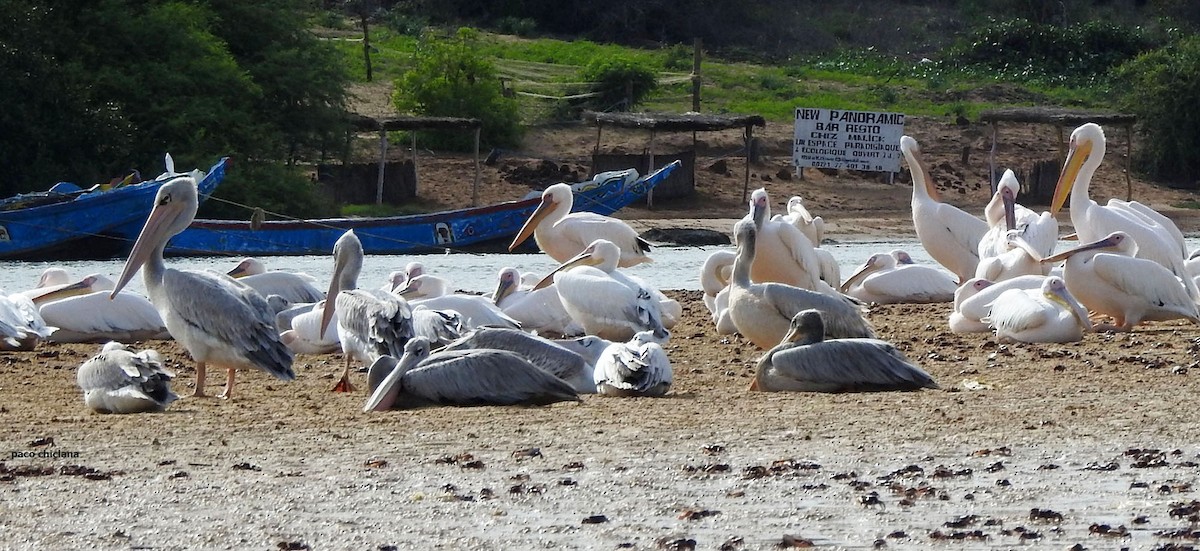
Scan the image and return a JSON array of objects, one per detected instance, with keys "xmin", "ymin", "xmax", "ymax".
[
  {"xmin": 376, "ymin": 128, "xmax": 387, "ymax": 205},
  {"xmin": 473, "ymin": 127, "xmax": 481, "ymax": 207}
]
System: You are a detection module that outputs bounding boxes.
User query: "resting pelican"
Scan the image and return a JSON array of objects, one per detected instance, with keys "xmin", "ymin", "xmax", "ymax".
[
  {"xmin": 978, "ymin": 170, "xmax": 1058, "ymax": 260},
  {"xmin": 508, "ymin": 182, "xmax": 652, "ymax": 267},
  {"xmin": 744, "ymin": 188, "xmax": 828, "ymax": 293},
  {"xmin": 728, "ymin": 220, "xmax": 875, "ymax": 349},
  {"xmin": 30, "ymin": 274, "xmax": 168, "ymax": 343},
  {"xmin": 902, "ymin": 135, "xmax": 988, "ymax": 283},
  {"xmin": 974, "ymin": 230, "xmax": 1048, "ymax": 283},
  {"xmin": 280, "ymin": 300, "xmax": 340, "ymax": 354},
  {"xmin": 77, "ymin": 341, "xmax": 178, "ymax": 413},
  {"xmin": 699, "ymin": 250, "xmax": 738, "ymax": 333},
  {"xmin": 18, "ymin": 268, "xmax": 73, "ymax": 298},
  {"xmin": 321, "ymin": 230, "xmax": 414, "ymax": 392},
  {"xmin": 1043, "ymin": 231, "xmax": 1200, "ymax": 330},
  {"xmin": 226, "ymin": 258, "xmax": 324, "ymax": 304},
  {"xmin": 781, "ymin": 196, "xmax": 826, "ymax": 246},
  {"xmin": 0, "ymin": 289, "xmax": 55, "ymax": 351},
  {"xmin": 949, "ymin": 275, "xmax": 1045, "ymax": 333},
  {"xmin": 985, "ymin": 276, "xmax": 1091, "ymax": 343},
  {"xmin": 441, "ymin": 326, "xmax": 595, "ymax": 393},
  {"xmin": 399, "ymin": 278, "xmax": 520, "ymax": 331},
  {"xmin": 593, "ymin": 328, "xmax": 672, "ymax": 397},
  {"xmin": 840, "ymin": 252, "xmax": 956, "ymax": 304},
  {"xmin": 1051, "ymin": 123, "xmax": 1195, "ymax": 299},
  {"xmin": 111, "ymin": 176, "xmax": 294, "ymax": 399},
  {"xmin": 363, "ymin": 337, "xmax": 580, "ymax": 411},
  {"xmin": 751, "ymin": 310, "xmax": 937, "ymax": 393},
  {"xmin": 535, "ymin": 239, "xmax": 669, "ymax": 340},
  {"xmin": 493, "ymin": 267, "xmax": 577, "ymax": 336},
  {"xmin": 410, "ymin": 307, "xmax": 464, "ymax": 347}
]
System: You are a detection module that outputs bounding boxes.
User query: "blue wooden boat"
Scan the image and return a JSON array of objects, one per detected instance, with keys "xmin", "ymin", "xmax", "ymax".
[
  {"xmin": 0, "ymin": 157, "xmax": 228, "ymax": 260},
  {"xmin": 163, "ymin": 160, "xmax": 680, "ymax": 257}
]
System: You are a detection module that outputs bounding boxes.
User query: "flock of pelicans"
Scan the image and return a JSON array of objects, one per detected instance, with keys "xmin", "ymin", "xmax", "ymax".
[{"xmin": 3, "ymin": 122, "xmax": 1196, "ymax": 414}]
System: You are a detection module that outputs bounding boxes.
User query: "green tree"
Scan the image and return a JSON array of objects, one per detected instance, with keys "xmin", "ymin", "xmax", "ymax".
[{"xmin": 1115, "ymin": 35, "xmax": 1200, "ymax": 186}]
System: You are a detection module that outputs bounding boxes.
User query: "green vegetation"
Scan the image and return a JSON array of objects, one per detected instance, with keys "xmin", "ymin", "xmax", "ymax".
[{"xmin": 1115, "ymin": 35, "xmax": 1200, "ymax": 186}]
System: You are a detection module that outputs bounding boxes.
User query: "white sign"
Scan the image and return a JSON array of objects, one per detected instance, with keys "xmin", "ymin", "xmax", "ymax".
[{"xmin": 792, "ymin": 108, "xmax": 905, "ymax": 172}]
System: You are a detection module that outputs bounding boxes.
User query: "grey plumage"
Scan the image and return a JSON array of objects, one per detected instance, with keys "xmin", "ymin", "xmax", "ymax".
[
  {"xmin": 441, "ymin": 327, "xmax": 594, "ymax": 393},
  {"xmin": 364, "ymin": 337, "xmax": 580, "ymax": 411},
  {"xmin": 593, "ymin": 328, "xmax": 672, "ymax": 397},
  {"xmin": 411, "ymin": 307, "xmax": 465, "ymax": 347},
  {"xmin": 753, "ymin": 309, "xmax": 937, "ymax": 393},
  {"xmin": 77, "ymin": 341, "xmax": 178, "ymax": 413}
]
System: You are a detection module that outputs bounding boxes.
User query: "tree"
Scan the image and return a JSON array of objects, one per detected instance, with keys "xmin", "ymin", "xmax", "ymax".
[{"xmin": 1115, "ymin": 35, "xmax": 1200, "ymax": 186}]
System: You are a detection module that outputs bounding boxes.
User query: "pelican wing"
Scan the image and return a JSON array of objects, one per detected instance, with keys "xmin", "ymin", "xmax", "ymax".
[
  {"xmin": 1108, "ymin": 199, "xmax": 1188, "ymax": 258},
  {"xmin": 1091, "ymin": 254, "xmax": 1197, "ymax": 317},
  {"xmin": 77, "ymin": 346, "xmax": 177, "ymax": 411},
  {"xmin": 441, "ymin": 327, "xmax": 592, "ymax": 392},
  {"xmin": 555, "ymin": 268, "xmax": 662, "ymax": 339},
  {"xmin": 1015, "ymin": 210, "xmax": 1059, "ymax": 258},
  {"xmin": 336, "ymin": 289, "xmax": 414, "ymax": 359},
  {"xmin": 162, "ymin": 270, "xmax": 294, "ymax": 380},
  {"xmin": 766, "ymin": 340, "xmax": 937, "ymax": 392},
  {"xmin": 556, "ymin": 213, "xmax": 646, "ymax": 256},
  {"xmin": 403, "ymin": 349, "xmax": 580, "ymax": 406},
  {"xmin": 985, "ymin": 290, "xmax": 1047, "ymax": 334},
  {"xmin": 241, "ymin": 272, "xmax": 325, "ymax": 304},
  {"xmin": 761, "ymin": 283, "xmax": 875, "ymax": 339},
  {"xmin": 595, "ymin": 341, "xmax": 672, "ymax": 396},
  {"xmin": 862, "ymin": 267, "xmax": 956, "ymax": 304},
  {"xmin": 411, "ymin": 307, "xmax": 464, "ymax": 347},
  {"xmin": 40, "ymin": 292, "xmax": 167, "ymax": 343}
]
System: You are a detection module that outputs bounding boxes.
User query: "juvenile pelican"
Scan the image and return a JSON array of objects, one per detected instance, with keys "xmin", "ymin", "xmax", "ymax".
[
  {"xmin": 1051, "ymin": 123, "xmax": 1195, "ymax": 298},
  {"xmin": 593, "ymin": 328, "xmax": 673, "ymax": 397},
  {"xmin": 111, "ymin": 176, "xmax": 294, "ymax": 399},
  {"xmin": 949, "ymin": 275, "xmax": 1045, "ymax": 333},
  {"xmin": 978, "ymin": 170, "xmax": 1058, "ymax": 260},
  {"xmin": 399, "ymin": 278, "xmax": 521, "ymax": 331},
  {"xmin": 902, "ymin": 135, "xmax": 988, "ymax": 283},
  {"xmin": 1043, "ymin": 231, "xmax": 1200, "ymax": 331},
  {"xmin": 321, "ymin": 230, "xmax": 414, "ymax": 392},
  {"xmin": 30, "ymin": 274, "xmax": 168, "ymax": 343},
  {"xmin": 840, "ymin": 252, "xmax": 957, "ymax": 304},
  {"xmin": 985, "ymin": 276, "xmax": 1091, "ymax": 343},
  {"xmin": 363, "ymin": 337, "xmax": 580, "ymax": 411},
  {"xmin": 441, "ymin": 326, "xmax": 595, "ymax": 393},
  {"xmin": 226, "ymin": 258, "xmax": 324, "ymax": 304},
  {"xmin": 77, "ymin": 341, "xmax": 178, "ymax": 413},
  {"xmin": 508, "ymin": 182, "xmax": 652, "ymax": 267},
  {"xmin": 410, "ymin": 307, "xmax": 465, "ymax": 347},
  {"xmin": 728, "ymin": 220, "xmax": 875, "ymax": 349},
  {"xmin": 751, "ymin": 310, "xmax": 937, "ymax": 393}
]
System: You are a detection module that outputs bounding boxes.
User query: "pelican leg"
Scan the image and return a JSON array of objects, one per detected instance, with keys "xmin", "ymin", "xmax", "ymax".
[
  {"xmin": 193, "ymin": 362, "xmax": 208, "ymax": 398},
  {"xmin": 332, "ymin": 356, "xmax": 355, "ymax": 392},
  {"xmin": 217, "ymin": 367, "xmax": 236, "ymax": 400}
]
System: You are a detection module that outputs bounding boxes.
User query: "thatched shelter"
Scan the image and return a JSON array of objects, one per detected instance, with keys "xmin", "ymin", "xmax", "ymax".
[{"xmin": 348, "ymin": 115, "xmax": 484, "ymax": 205}]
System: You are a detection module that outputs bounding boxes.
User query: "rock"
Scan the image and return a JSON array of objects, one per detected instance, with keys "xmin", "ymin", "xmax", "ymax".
[
  {"xmin": 640, "ymin": 228, "xmax": 731, "ymax": 246},
  {"xmin": 708, "ymin": 159, "xmax": 728, "ymax": 173}
]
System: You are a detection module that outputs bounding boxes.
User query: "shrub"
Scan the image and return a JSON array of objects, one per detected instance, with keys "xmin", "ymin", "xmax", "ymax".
[
  {"xmin": 200, "ymin": 161, "xmax": 336, "ymax": 220},
  {"xmin": 578, "ymin": 56, "xmax": 658, "ymax": 112},
  {"xmin": 1114, "ymin": 35, "xmax": 1200, "ymax": 186}
]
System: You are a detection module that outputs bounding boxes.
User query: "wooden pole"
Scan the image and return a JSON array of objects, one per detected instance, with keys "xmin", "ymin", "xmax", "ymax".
[
  {"xmin": 1125, "ymin": 124, "xmax": 1133, "ymax": 201},
  {"xmin": 411, "ymin": 132, "xmax": 419, "ymax": 197},
  {"xmin": 988, "ymin": 122, "xmax": 998, "ymax": 195},
  {"xmin": 376, "ymin": 128, "xmax": 386, "ymax": 205},
  {"xmin": 691, "ymin": 38, "xmax": 702, "ymax": 112},
  {"xmin": 743, "ymin": 124, "xmax": 752, "ymax": 203},
  {"xmin": 472, "ymin": 127, "xmax": 481, "ymax": 207},
  {"xmin": 646, "ymin": 130, "xmax": 656, "ymax": 208}
]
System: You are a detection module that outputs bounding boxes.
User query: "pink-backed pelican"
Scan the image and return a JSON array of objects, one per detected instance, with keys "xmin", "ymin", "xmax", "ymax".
[
  {"xmin": 750, "ymin": 310, "xmax": 937, "ymax": 393},
  {"xmin": 30, "ymin": 273, "xmax": 168, "ymax": 343},
  {"xmin": 226, "ymin": 257, "xmax": 324, "ymax": 304},
  {"xmin": 111, "ymin": 176, "xmax": 294, "ymax": 399},
  {"xmin": 508, "ymin": 183, "xmax": 652, "ymax": 267}
]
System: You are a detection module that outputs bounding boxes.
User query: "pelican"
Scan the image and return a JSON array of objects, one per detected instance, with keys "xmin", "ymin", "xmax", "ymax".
[
  {"xmin": 1051, "ymin": 123, "xmax": 1195, "ymax": 299},
  {"xmin": 0, "ymin": 289, "xmax": 55, "ymax": 351},
  {"xmin": 29, "ymin": 274, "xmax": 168, "ymax": 343},
  {"xmin": 780, "ymin": 195, "xmax": 825, "ymax": 246},
  {"xmin": 321, "ymin": 230, "xmax": 414, "ymax": 392},
  {"xmin": 751, "ymin": 310, "xmax": 938, "ymax": 393},
  {"xmin": 840, "ymin": 252, "xmax": 956, "ymax": 304},
  {"xmin": 985, "ymin": 276, "xmax": 1091, "ymax": 343},
  {"xmin": 226, "ymin": 258, "xmax": 324, "ymax": 304},
  {"xmin": 279, "ymin": 300, "xmax": 340, "ymax": 355},
  {"xmin": 902, "ymin": 135, "xmax": 988, "ymax": 283},
  {"xmin": 949, "ymin": 275, "xmax": 1045, "ymax": 333},
  {"xmin": 593, "ymin": 328, "xmax": 672, "ymax": 397},
  {"xmin": 111, "ymin": 176, "xmax": 294, "ymax": 399},
  {"xmin": 974, "ymin": 230, "xmax": 1048, "ymax": 283},
  {"xmin": 396, "ymin": 273, "xmax": 452, "ymax": 300},
  {"xmin": 363, "ymin": 337, "xmax": 580, "ymax": 411},
  {"xmin": 699, "ymin": 250, "xmax": 738, "ymax": 334},
  {"xmin": 18, "ymin": 267, "xmax": 73, "ymax": 298},
  {"xmin": 410, "ymin": 307, "xmax": 465, "ymax": 347},
  {"xmin": 398, "ymin": 278, "xmax": 520, "ymax": 331},
  {"xmin": 76, "ymin": 341, "xmax": 177, "ymax": 413},
  {"xmin": 744, "ymin": 188, "xmax": 829, "ymax": 293},
  {"xmin": 493, "ymin": 267, "xmax": 577, "ymax": 336},
  {"xmin": 440, "ymin": 326, "xmax": 595, "ymax": 393},
  {"xmin": 535, "ymin": 239, "xmax": 668, "ymax": 340},
  {"xmin": 1043, "ymin": 231, "xmax": 1200, "ymax": 331},
  {"xmin": 977, "ymin": 170, "xmax": 1058, "ymax": 260},
  {"xmin": 508, "ymin": 182, "xmax": 652, "ymax": 267},
  {"xmin": 728, "ymin": 220, "xmax": 875, "ymax": 349}
]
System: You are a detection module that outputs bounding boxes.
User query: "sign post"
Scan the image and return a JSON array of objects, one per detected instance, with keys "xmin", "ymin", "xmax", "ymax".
[{"xmin": 793, "ymin": 108, "xmax": 905, "ymax": 176}]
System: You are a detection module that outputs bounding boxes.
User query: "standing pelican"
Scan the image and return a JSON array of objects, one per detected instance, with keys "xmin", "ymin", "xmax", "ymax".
[
  {"xmin": 440, "ymin": 326, "xmax": 595, "ymax": 393},
  {"xmin": 363, "ymin": 337, "xmax": 580, "ymax": 411},
  {"xmin": 226, "ymin": 258, "xmax": 324, "ymax": 304},
  {"xmin": 111, "ymin": 176, "xmax": 294, "ymax": 399},
  {"xmin": 751, "ymin": 310, "xmax": 937, "ymax": 392},
  {"xmin": 535, "ymin": 239, "xmax": 670, "ymax": 340},
  {"xmin": 840, "ymin": 252, "xmax": 957, "ymax": 304},
  {"xmin": 77, "ymin": 341, "xmax": 178, "ymax": 413},
  {"xmin": 985, "ymin": 276, "xmax": 1091, "ymax": 343},
  {"xmin": 1043, "ymin": 231, "xmax": 1200, "ymax": 331},
  {"xmin": 593, "ymin": 328, "xmax": 673, "ymax": 397},
  {"xmin": 745, "ymin": 188, "xmax": 829, "ymax": 293},
  {"xmin": 978, "ymin": 170, "xmax": 1058, "ymax": 260},
  {"xmin": 949, "ymin": 275, "xmax": 1045, "ymax": 333},
  {"xmin": 508, "ymin": 183, "xmax": 652, "ymax": 267},
  {"xmin": 728, "ymin": 220, "xmax": 875, "ymax": 349},
  {"xmin": 902, "ymin": 135, "xmax": 988, "ymax": 283},
  {"xmin": 30, "ymin": 274, "xmax": 168, "ymax": 343},
  {"xmin": 1051, "ymin": 123, "xmax": 1195, "ymax": 298},
  {"xmin": 321, "ymin": 230, "xmax": 414, "ymax": 392}
]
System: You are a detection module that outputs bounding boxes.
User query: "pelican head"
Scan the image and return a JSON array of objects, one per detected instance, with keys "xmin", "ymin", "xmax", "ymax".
[
  {"xmin": 363, "ymin": 337, "xmax": 433, "ymax": 412},
  {"xmin": 111, "ymin": 177, "xmax": 199, "ymax": 298},
  {"xmin": 890, "ymin": 250, "xmax": 915, "ymax": 265},
  {"xmin": 321, "ymin": 230, "xmax": 364, "ymax": 333},
  {"xmin": 1042, "ymin": 231, "xmax": 1131, "ymax": 263},
  {"xmin": 405, "ymin": 261, "xmax": 425, "ymax": 279},
  {"xmin": 954, "ymin": 277, "xmax": 994, "ymax": 306},
  {"xmin": 492, "ymin": 267, "xmax": 521, "ymax": 305},
  {"xmin": 509, "ymin": 183, "xmax": 571, "ymax": 251},
  {"xmin": 1050, "ymin": 123, "xmax": 1105, "ymax": 215},
  {"xmin": 749, "ymin": 188, "xmax": 770, "ymax": 228},
  {"xmin": 385, "ymin": 271, "xmax": 409, "ymax": 293},
  {"xmin": 31, "ymin": 274, "xmax": 101, "ymax": 304},
  {"xmin": 533, "ymin": 239, "xmax": 618, "ymax": 290},
  {"xmin": 227, "ymin": 258, "xmax": 265, "ymax": 278},
  {"xmin": 781, "ymin": 309, "xmax": 825, "ymax": 346},
  {"xmin": 1042, "ymin": 276, "xmax": 1093, "ymax": 332},
  {"xmin": 840, "ymin": 253, "xmax": 894, "ymax": 293},
  {"xmin": 999, "ymin": 170, "xmax": 1019, "ymax": 230},
  {"xmin": 37, "ymin": 268, "xmax": 71, "ymax": 288},
  {"xmin": 900, "ymin": 135, "xmax": 939, "ymax": 201}
]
